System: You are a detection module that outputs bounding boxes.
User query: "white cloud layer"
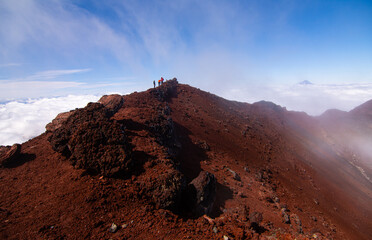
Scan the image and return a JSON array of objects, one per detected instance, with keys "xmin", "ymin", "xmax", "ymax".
[{"xmin": 0, "ymin": 95, "xmax": 100, "ymax": 146}]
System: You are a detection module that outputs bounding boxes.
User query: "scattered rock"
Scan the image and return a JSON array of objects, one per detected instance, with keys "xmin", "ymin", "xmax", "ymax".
[
  {"xmin": 197, "ymin": 140, "xmax": 210, "ymax": 151},
  {"xmin": 291, "ymin": 214, "xmax": 302, "ymax": 233},
  {"xmin": 237, "ymin": 191, "xmax": 246, "ymax": 198},
  {"xmin": 281, "ymin": 208, "xmax": 290, "ymax": 224},
  {"xmin": 265, "ymin": 196, "xmax": 274, "ymax": 203},
  {"xmin": 283, "ymin": 213, "xmax": 290, "ymax": 224},
  {"xmin": 255, "ymin": 171, "xmax": 264, "ymax": 182},
  {"xmin": 227, "ymin": 168, "xmax": 241, "ymax": 181},
  {"xmin": 109, "ymin": 223, "xmax": 118, "ymax": 233},
  {"xmin": 249, "ymin": 211, "xmax": 263, "ymax": 231},
  {"xmin": 291, "ymin": 214, "xmax": 302, "ymax": 226},
  {"xmin": 0, "ymin": 144, "xmax": 21, "ymax": 167}
]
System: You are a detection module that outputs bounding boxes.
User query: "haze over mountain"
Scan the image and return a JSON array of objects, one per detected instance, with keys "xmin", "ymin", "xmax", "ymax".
[{"xmin": 1, "ymin": 80, "xmax": 371, "ymax": 239}]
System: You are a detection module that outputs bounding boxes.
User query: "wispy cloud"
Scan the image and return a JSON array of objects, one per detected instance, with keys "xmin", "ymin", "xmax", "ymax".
[
  {"xmin": 0, "ymin": 63, "xmax": 21, "ymax": 68},
  {"xmin": 0, "ymin": 1, "xmax": 267, "ymax": 79},
  {"xmin": 25, "ymin": 68, "xmax": 91, "ymax": 80},
  {"xmin": 0, "ymin": 1, "xmax": 139, "ymax": 73}
]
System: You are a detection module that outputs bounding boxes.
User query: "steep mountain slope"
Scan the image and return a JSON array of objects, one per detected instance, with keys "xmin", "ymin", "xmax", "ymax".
[{"xmin": 0, "ymin": 80, "xmax": 371, "ymax": 239}]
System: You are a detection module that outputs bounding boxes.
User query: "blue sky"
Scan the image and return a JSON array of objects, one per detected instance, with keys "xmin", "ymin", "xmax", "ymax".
[{"xmin": 1, "ymin": 0, "xmax": 372, "ymax": 112}]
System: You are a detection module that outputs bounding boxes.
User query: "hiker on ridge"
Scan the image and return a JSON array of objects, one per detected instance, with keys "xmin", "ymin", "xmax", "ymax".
[
  {"xmin": 153, "ymin": 80, "xmax": 155, "ymax": 88},
  {"xmin": 158, "ymin": 77, "xmax": 164, "ymax": 86}
]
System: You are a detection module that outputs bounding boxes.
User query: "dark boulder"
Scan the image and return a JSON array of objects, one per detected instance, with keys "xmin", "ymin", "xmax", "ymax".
[
  {"xmin": 141, "ymin": 169, "xmax": 186, "ymax": 211},
  {"xmin": 0, "ymin": 144, "xmax": 21, "ymax": 167},
  {"xmin": 186, "ymin": 171, "xmax": 216, "ymax": 216}
]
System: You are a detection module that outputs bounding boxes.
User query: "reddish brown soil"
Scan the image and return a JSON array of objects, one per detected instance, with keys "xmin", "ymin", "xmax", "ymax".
[{"xmin": 1, "ymin": 80, "xmax": 371, "ymax": 239}]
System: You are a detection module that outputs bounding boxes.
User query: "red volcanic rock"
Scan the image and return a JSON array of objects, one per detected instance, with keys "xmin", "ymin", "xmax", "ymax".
[
  {"xmin": 45, "ymin": 111, "xmax": 74, "ymax": 132},
  {"xmin": 188, "ymin": 171, "xmax": 216, "ymax": 216},
  {"xmin": 1, "ymin": 80, "xmax": 371, "ymax": 240},
  {"xmin": 249, "ymin": 211, "xmax": 263, "ymax": 230},
  {"xmin": 48, "ymin": 103, "xmax": 132, "ymax": 177},
  {"xmin": 139, "ymin": 169, "xmax": 186, "ymax": 211},
  {"xmin": 0, "ymin": 143, "xmax": 21, "ymax": 167},
  {"xmin": 98, "ymin": 94, "xmax": 125, "ymax": 113}
]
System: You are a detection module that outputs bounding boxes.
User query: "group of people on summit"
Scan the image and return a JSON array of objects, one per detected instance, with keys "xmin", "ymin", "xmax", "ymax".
[{"xmin": 153, "ymin": 77, "xmax": 164, "ymax": 88}]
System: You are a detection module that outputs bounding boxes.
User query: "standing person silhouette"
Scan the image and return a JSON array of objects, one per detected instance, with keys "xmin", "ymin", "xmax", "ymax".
[
  {"xmin": 153, "ymin": 80, "xmax": 155, "ymax": 88},
  {"xmin": 158, "ymin": 77, "xmax": 164, "ymax": 86}
]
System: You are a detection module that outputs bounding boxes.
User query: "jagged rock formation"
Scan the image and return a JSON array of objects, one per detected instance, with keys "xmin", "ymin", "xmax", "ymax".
[
  {"xmin": 48, "ymin": 102, "xmax": 132, "ymax": 177},
  {"xmin": 45, "ymin": 111, "xmax": 74, "ymax": 132},
  {"xmin": 187, "ymin": 171, "xmax": 216, "ymax": 216}
]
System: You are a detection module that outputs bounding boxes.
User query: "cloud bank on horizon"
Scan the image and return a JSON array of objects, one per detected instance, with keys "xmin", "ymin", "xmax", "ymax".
[
  {"xmin": 223, "ymin": 81, "xmax": 372, "ymax": 116},
  {"xmin": 0, "ymin": 0, "xmax": 371, "ymax": 144},
  {"xmin": 0, "ymin": 95, "xmax": 100, "ymax": 146}
]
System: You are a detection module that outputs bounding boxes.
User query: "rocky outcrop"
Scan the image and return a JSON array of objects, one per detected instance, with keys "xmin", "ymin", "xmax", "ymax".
[
  {"xmin": 46, "ymin": 111, "xmax": 74, "ymax": 132},
  {"xmin": 152, "ymin": 78, "xmax": 178, "ymax": 102},
  {"xmin": 185, "ymin": 171, "xmax": 216, "ymax": 216},
  {"xmin": 98, "ymin": 94, "xmax": 125, "ymax": 113},
  {"xmin": 0, "ymin": 144, "xmax": 21, "ymax": 167},
  {"xmin": 148, "ymin": 106, "xmax": 178, "ymax": 157},
  {"xmin": 140, "ymin": 169, "xmax": 186, "ymax": 211},
  {"xmin": 48, "ymin": 102, "xmax": 132, "ymax": 177}
]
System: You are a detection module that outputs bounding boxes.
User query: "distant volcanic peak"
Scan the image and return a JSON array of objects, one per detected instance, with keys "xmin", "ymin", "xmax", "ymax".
[{"xmin": 298, "ymin": 80, "xmax": 313, "ymax": 85}]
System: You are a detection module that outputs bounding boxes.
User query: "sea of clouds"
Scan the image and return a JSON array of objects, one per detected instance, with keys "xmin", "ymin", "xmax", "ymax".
[{"xmin": 0, "ymin": 95, "xmax": 100, "ymax": 146}]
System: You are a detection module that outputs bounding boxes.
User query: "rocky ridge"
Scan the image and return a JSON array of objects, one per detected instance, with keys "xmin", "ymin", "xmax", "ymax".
[{"xmin": 0, "ymin": 79, "xmax": 371, "ymax": 239}]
